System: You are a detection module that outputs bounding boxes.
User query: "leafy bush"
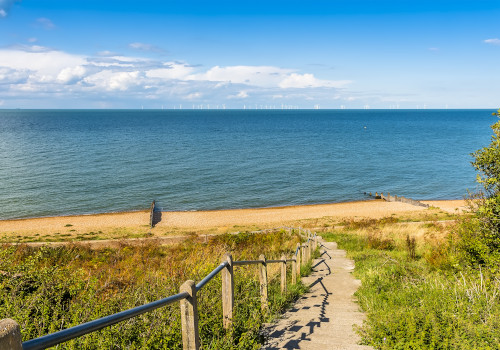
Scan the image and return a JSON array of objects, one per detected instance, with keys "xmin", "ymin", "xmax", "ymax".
[{"xmin": 457, "ymin": 108, "xmax": 500, "ymax": 269}]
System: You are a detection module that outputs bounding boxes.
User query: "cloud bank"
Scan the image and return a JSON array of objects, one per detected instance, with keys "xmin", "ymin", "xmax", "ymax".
[{"xmin": 0, "ymin": 46, "xmax": 352, "ymax": 108}]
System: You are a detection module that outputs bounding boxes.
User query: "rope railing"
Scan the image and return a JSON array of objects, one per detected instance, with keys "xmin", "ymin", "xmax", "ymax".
[{"xmin": 1, "ymin": 229, "xmax": 320, "ymax": 350}]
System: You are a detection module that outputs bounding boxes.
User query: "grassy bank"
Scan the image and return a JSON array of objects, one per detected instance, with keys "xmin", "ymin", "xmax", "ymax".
[
  {"xmin": 322, "ymin": 219, "xmax": 500, "ymax": 349},
  {"xmin": 1, "ymin": 230, "xmax": 309, "ymax": 349}
]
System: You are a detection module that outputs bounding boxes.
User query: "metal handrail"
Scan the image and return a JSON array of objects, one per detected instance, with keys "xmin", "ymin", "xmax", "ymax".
[
  {"xmin": 195, "ymin": 262, "xmax": 228, "ymax": 291},
  {"xmin": 266, "ymin": 259, "xmax": 286, "ymax": 264},
  {"xmin": 233, "ymin": 260, "xmax": 264, "ymax": 266},
  {"xmin": 22, "ymin": 292, "xmax": 189, "ymax": 350}
]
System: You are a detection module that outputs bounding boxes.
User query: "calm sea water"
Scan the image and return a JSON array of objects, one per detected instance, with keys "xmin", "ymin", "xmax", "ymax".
[{"xmin": 0, "ymin": 109, "xmax": 495, "ymax": 220}]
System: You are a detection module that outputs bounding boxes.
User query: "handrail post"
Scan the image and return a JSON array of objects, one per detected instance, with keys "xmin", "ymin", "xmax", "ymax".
[
  {"xmin": 296, "ymin": 243, "xmax": 301, "ymax": 278},
  {"xmin": 258, "ymin": 254, "xmax": 268, "ymax": 312},
  {"xmin": 291, "ymin": 254, "xmax": 297, "ymax": 284},
  {"xmin": 301, "ymin": 244, "xmax": 306, "ymax": 267},
  {"xmin": 0, "ymin": 319, "xmax": 22, "ymax": 350},
  {"xmin": 180, "ymin": 280, "xmax": 200, "ymax": 350},
  {"xmin": 308, "ymin": 239, "xmax": 313, "ymax": 260},
  {"xmin": 280, "ymin": 254, "xmax": 287, "ymax": 294},
  {"xmin": 221, "ymin": 254, "xmax": 234, "ymax": 330}
]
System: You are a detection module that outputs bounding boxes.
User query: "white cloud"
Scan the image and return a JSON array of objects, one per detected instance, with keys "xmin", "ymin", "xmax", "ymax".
[
  {"xmin": 9, "ymin": 44, "xmax": 53, "ymax": 52},
  {"xmin": 228, "ymin": 91, "xmax": 249, "ymax": 99},
  {"xmin": 36, "ymin": 18, "xmax": 55, "ymax": 30},
  {"xmin": 189, "ymin": 65, "xmax": 350, "ymax": 90},
  {"xmin": 0, "ymin": 67, "xmax": 30, "ymax": 84},
  {"xmin": 97, "ymin": 50, "xmax": 119, "ymax": 57},
  {"xmin": 146, "ymin": 63, "xmax": 195, "ymax": 80},
  {"xmin": 279, "ymin": 73, "xmax": 350, "ymax": 89},
  {"xmin": 129, "ymin": 42, "xmax": 165, "ymax": 53},
  {"xmin": 0, "ymin": 0, "xmax": 18, "ymax": 18},
  {"xmin": 57, "ymin": 66, "xmax": 86, "ymax": 84},
  {"xmin": 0, "ymin": 48, "xmax": 86, "ymax": 84},
  {"xmin": 84, "ymin": 70, "xmax": 142, "ymax": 91},
  {"xmin": 188, "ymin": 65, "xmax": 291, "ymax": 88},
  {"xmin": 484, "ymin": 38, "xmax": 500, "ymax": 45},
  {"xmin": 185, "ymin": 92, "xmax": 203, "ymax": 100}
]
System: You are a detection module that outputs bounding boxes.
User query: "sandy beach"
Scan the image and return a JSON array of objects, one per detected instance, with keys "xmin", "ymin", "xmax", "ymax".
[{"xmin": 0, "ymin": 199, "xmax": 467, "ymax": 242}]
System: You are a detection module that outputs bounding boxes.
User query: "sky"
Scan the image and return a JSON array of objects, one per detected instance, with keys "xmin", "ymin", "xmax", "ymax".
[{"xmin": 0, "ymin": 0, "xmax": 499, "ymax": 109}]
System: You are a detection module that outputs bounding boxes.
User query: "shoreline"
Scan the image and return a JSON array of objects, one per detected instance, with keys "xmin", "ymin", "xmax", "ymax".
[
  {"xmin": 0, "ymin": 199, "xmax": 467, "ymax": 242},
  {"xmin": 0, "ymin": 197, "xmax": 466, "ymax": 223}
]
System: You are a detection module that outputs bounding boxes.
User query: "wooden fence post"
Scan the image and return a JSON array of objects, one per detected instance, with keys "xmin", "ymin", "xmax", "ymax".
[
  {"xmin": 221, "ymin": 254, "xmax": 234, "ymax": 330},
  {"xmin": 296, "ymin": 243, "xmax": 301, "ymax": 277},
  {"xmin": 301, "ymin": 244, "xmax": 307, "ymax": 266},
  {"xmin": 180, "ymin": 280, "xmax": 200, "ymax": 350},
  {"xmin": 259, "ymin": 254, "xmax": 268, "ymax": 311},
  {"xmin": 280, "ymin": 254, "xmax": 287, "ymax": 294},
  {"xmin": 308, "ymin": 240, "xmax": 312, "ymax": 260},
  {"xmin": 0, "ymin": 319, "xmax": 22, "ymax": 350},
  {"xmin": 291, "ymin": 254, "xmax": 297, "ymax": 284}
]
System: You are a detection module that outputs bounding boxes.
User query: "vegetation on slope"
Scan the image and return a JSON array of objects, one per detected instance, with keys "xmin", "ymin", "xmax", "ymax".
[{"xmin": 0, "ymin": 230, "xmax": 309, "ymax": 349}]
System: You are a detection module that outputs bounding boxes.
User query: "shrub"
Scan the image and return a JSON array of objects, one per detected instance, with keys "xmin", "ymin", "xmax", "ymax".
[{"xmin": 457, "ymin": 108, "xmax": 500, "ymax": 269}]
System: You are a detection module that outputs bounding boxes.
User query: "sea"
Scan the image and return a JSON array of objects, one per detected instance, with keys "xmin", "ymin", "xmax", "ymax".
[{"xmin": 0, "ymin": 109, "xmax": 496, "ymax": 220}]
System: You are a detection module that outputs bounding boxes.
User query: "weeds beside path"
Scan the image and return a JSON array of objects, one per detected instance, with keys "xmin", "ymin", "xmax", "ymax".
[{"xmin": 323, "ymin": 232, "xmax": 500, "ymax": 349}]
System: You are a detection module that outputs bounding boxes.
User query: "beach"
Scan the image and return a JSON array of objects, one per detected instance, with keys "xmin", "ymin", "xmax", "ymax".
[{"xmin": 0, "ymin": 199, "xmax": 467, "ymax": 243}]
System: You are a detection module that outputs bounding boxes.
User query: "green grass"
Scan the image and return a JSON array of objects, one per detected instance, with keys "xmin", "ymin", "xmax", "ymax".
[{"xmin": 322, "ymin": 232, "xmax": 500, "ymax": 349}]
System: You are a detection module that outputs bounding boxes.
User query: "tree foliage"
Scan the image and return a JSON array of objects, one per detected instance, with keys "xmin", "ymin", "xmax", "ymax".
[
  {"xmin": 458, "ymin": 108, "xmax": 500, "ymax": 268},
  {"xmin": 472, "ymin": 108, "xmax": 500, "ymax": 195}
]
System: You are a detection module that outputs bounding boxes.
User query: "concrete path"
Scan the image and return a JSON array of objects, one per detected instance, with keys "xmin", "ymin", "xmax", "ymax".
[{"xmin": 262, "ymin": 240, "xmax": 373, "ymax": 350}]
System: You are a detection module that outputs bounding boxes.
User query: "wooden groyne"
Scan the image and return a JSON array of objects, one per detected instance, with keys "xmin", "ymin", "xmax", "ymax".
[
  {"xmin": 150, "ymin": 200, "xmax": 162, "ymax": 228},
  {"xmin": 367, "ymin": 192, "xmax": 429, "ymax": 208}
]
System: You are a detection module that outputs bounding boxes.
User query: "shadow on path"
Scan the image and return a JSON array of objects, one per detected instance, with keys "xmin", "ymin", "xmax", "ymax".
[{"xmin": 264, "ymin": 252, "xmax": 333, "ymax": 349}]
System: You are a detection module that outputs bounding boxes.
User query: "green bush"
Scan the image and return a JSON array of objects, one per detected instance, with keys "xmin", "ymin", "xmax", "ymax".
[{"xmin": 457, "ymin": 108, "xmax": 500, "ymax": 268}]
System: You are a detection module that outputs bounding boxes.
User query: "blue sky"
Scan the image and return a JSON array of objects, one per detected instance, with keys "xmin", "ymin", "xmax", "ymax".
[{"xmin": 0, "ymin": 0, "xmax": 499, "ymax": 109}]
